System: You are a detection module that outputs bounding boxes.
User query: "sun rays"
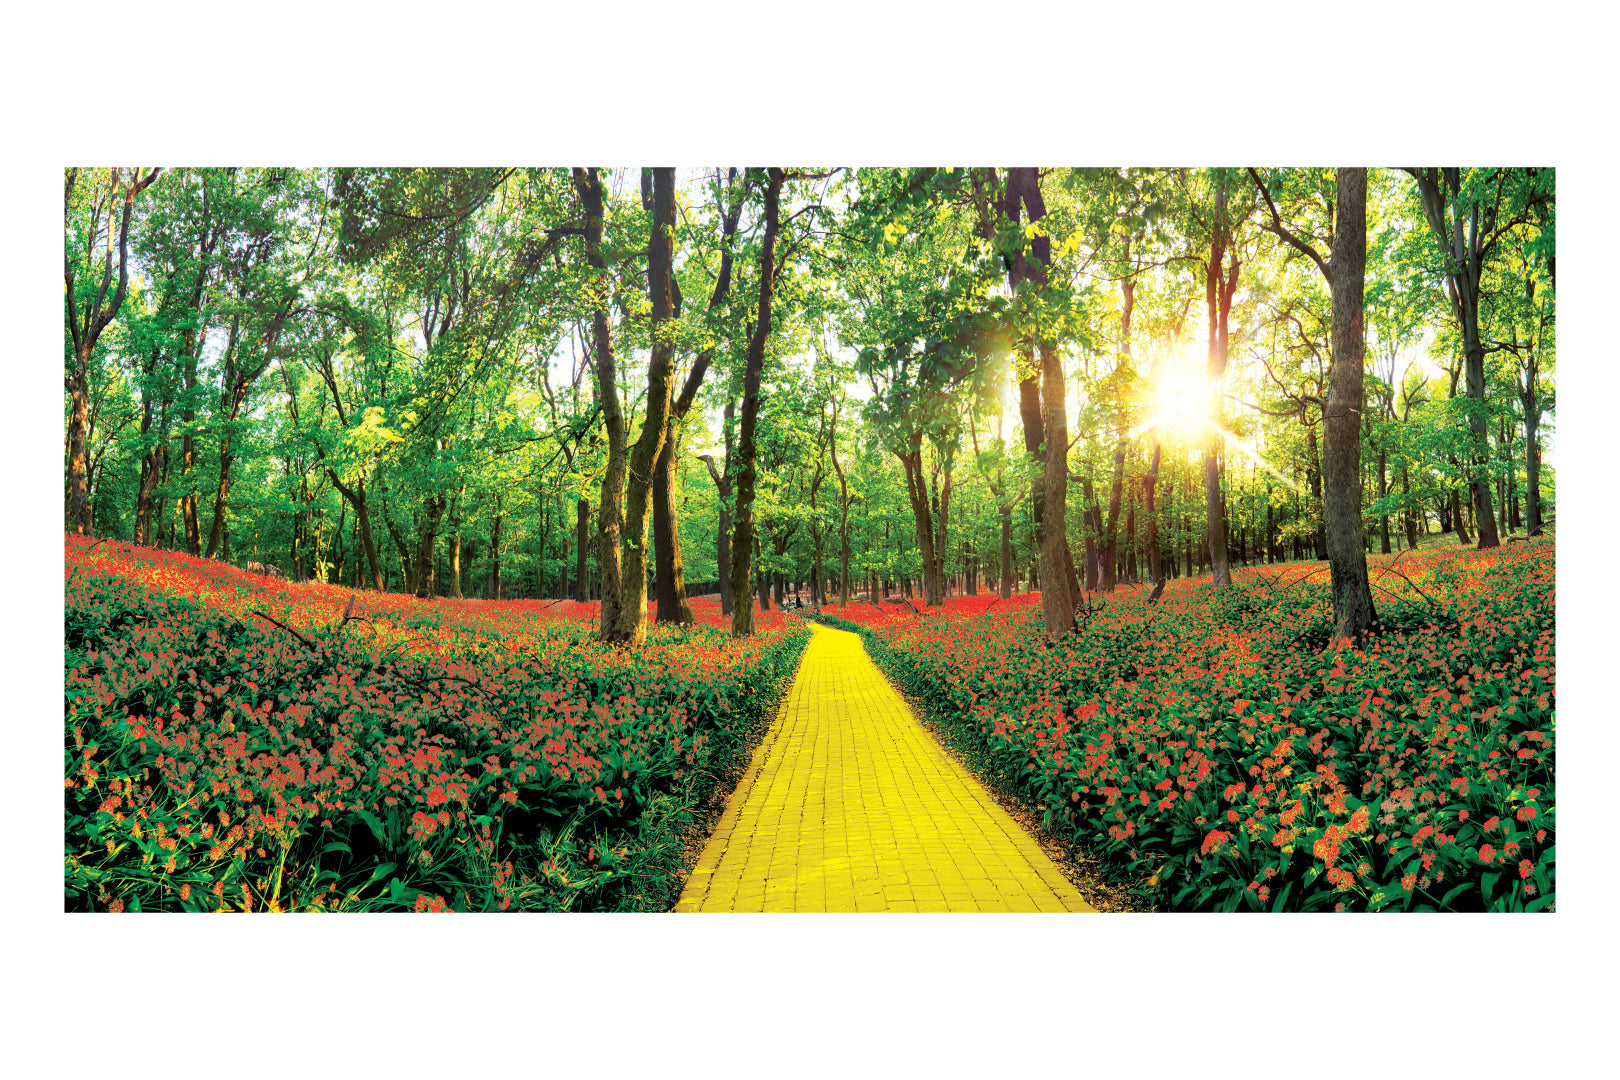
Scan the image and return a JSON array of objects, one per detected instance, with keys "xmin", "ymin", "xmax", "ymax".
[{"xmin": 1130, "ymin": 349, "xmax": 1301, "ymax": 493}]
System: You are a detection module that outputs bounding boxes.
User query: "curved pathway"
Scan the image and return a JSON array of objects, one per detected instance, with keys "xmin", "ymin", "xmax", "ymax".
[{"xmin": 675, "ymin": 622, "xmax": 1095, "ymax": 912}]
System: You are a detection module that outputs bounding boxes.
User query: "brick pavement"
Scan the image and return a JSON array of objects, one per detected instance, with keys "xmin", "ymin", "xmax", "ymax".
[{"xmin": 673, "ymin": 621, "xmax": 1095, "ymax": 912}]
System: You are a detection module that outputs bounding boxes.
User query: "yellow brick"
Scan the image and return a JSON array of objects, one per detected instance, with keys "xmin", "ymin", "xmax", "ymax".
[{"xmin": 673, "ymin": 623, "xmax": 1097, "ymax": 915}]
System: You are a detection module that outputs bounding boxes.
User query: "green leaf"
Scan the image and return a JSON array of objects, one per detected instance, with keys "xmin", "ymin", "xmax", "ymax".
[
  {"xmin": 1438, "ymin": 881, "xmax": 1472, "ymax": 910},
  {"xmin": 354, "ymin": 809, "xmax": 389, "ymax": 847}
]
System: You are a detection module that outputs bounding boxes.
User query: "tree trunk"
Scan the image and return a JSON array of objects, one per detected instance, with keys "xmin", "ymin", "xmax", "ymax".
[
  {"xmin": 830, "ymin": 409, "xmax": 852, "ymax": 608},
  {"xmin": 414, "ymin": 494, "xmax": 446, "ymax": 598},
  {"xmin": 1524, "ymin": 396, "xmax": 1544, "ymax": 535},
  {"xmin": 1320, "ymin": 168, "xmax": 1378, "ymax": 641},
  {"xmin": 1152, "ymin": 468, "xmax": 1169, "ymax": 578},
  {"xmin": 1082, "ymin": 478, "xmax": 1099, "ymax": 591},
  {"xmin": 1202, "ymin": 446, "xmax": 1229, "ymax": 586},
  {"xmin": 1038, "ymin": 334, "xmax": 1075, "ymax": 633},
  {"xmin": 576, "ymin": 498, "xmax": 590, "ymax": 600},
  {"xmin": 654, "ymin": 169, "xmax": 743, "ymax": 623},
  {"xmin": 1306, "ymin": 423, "xmax": 1327, "ymax": 557},
  {"xmin": 652, "ymin": 433, "xmax": 692, "ymax": 623},
  {"xmin": 608, "ymin": 168, "xmax": 680, "ymax": 645},
  {"xmin": 490, "ymin": 499, "xmax": 503, "ymax": 600},
  {"xmin": 178, "ymin": 322, "xmax": 203, "ymax": 556},
  {"xmin": 1101, "ymin": 440, "xmax": 1126, "ymax": 591},
  {"xmin": 1000, "ymin": 506, "xmax": 1013, "ymax": 599},
  {"xmin": 135, "ymin": 441, "xmax": 166, "ymax": 546},
  {"xmin": 1201, "ymin": 190, "xmax": 1242, "ymax": 588},
  {"xmin": 1403, "ymin": 467, "xmax": 1419, "ymax": 550},
  {"xmin": 1449, "ymin": 468, "xmax": 1472, "ymax": 544},
  {"xmin": 898, "ymin": 445, "xmax": 942, "ymax": 606},
  {"xmin": 449, "ymin": 523, "xmax": 463, "ymax": 598},
  {"xmin": 555, "ymin": 494, "xmax": 567, "ymax": 602},
  {"xmin": 572, "ymin": 167, "xmax": 629, "ymax": 637},
  {"xmin": 998, "ymin": 168, "xmax": 1076, "ymax": 634},
  {"xmin": 1505, "ymin": 417, "xmax": 1521, "ymax": 531},
  {"xmin": 1460, "ymin": 312, "xmax": 1500, "ymax": 549},
  {"xmin": 1003, "ymin": 172, "xmax": 1051, "ymax": 610},
  {"xmin": 205, "ymin": 428, "xmax": 234, "ymax": 560},
  {"xmin": 328, "ymin": 475, "xmax": 384, "ymax": 591},
  {"xmin": 1264, "ymin": 484, "xmax": 1276, "ymax": 562},
  {"xmin": 729, "ymin": 169, "xmax": 785, "ymax": 638},
  {"xmin": 1378, "ymin": 446, "xmax": 1391, "ymax": 554},
  {"xmin": 1125, "ymin": 499, "xmax": 1137, "ymax": 581},
  {"xmin": 753, "ymin": 534, "xmax": 770, "ymax": 613}
]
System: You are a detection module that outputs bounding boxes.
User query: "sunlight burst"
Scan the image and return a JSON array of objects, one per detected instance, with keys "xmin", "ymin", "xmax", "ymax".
[
  {"xmin": 1210, "ymin": 421, "xmax": 1303, "ymax": 492},
  {"xmin": 1131, "ymin": 358, "xmax": 1213, "ymax": 444}
]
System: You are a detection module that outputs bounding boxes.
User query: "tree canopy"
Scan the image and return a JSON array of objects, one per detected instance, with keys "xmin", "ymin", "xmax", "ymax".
[{"xmin": 65, "ymin": 166, "xmax": 1555, "ymax": 643}]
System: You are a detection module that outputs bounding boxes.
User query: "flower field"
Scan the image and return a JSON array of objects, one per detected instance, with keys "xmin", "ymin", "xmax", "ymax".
[
  {"xmin": 815, "ymin": 542, "xmax": 1556, "ymax": 912},
  {"xmin": 64, "ymin": 536, "xmax": 808, "ymax": 912}
]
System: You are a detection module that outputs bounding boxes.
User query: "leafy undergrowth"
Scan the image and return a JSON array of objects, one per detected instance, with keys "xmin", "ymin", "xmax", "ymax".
[
  {"xmin": 817, "ymin": 542, "xmax": 1555, "ymax": 912},
  {"xmin": 64, "ymin": 536, "xmax": 808, "ymax": 913}
]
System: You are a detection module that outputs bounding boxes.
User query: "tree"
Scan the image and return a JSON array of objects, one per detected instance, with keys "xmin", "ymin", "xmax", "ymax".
[
  {"xmin": 1178, "ymin": 168, "xmax": 1256, "ymax": 590},
  {"xmin": 1402, "ymin": 167, "xmax": 1553, "ymax": 549},
  {"xmin": 63, "ymin": 164, "xmax": 1557, "ymax": 653},
  {"xmin": 607, "ymin": 167, "xmax": 679, "ymax": 646},
  {"xmin": 65, "ymin": 167, "xmax": 161, "ymax": 536},
  {"xmin": 1252, "ymin": 167, "xmax": 1378, "ymax": 642},
  {"xmin": 728, "ymin": 168, "xmax": 786, "ymax": 638},
  {"xmin": 654, "ymin": 167, "xmax": 748, "ymax": 625}
]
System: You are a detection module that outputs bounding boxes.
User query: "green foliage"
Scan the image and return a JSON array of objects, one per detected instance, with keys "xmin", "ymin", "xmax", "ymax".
[
  {"xmin": 64, "ymin": 539, "xmax": 809, "ymax": 912},
  {"xmin": 838, "ymin": 542, "xmax": 1555, "ymax": 912}
]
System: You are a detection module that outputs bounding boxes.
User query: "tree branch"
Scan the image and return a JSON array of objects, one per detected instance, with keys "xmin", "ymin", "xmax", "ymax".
[{"xmin": 1247, "ymin": 167, "xmax": 1330, "ymax": 281}]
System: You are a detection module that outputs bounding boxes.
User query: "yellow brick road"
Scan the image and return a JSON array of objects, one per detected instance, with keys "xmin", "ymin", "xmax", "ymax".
[{"xmin": 674, "ymin": 622, "xmax": 1095, "ymax": 912}]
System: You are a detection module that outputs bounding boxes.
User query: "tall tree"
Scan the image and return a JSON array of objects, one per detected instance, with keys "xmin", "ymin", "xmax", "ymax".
[
  {"xmin": 126, "ymin": 170, "xmax": 227, "ymax": 548},
  {"xmin": 1252, "ymin": 167, "xmax": 1378, "ymax": 641},
  {"xmin": 571, "ymin": 167, "xmax": 630, "ymax": 636},
  {"xmin": 1402, "ymin": 167, "xmax": 1553, "ymax": 549},
  {"xmin": 654, "ymin": 168, "xmax": 747, "ymax": 625},
  {"xmin": 65, "ymin": 167, "xmax": 161, "ymax": 536},
  {"xmin": 728, "ymin": 168, "xmax": 785, "ymax": 638},
  {"xmin": 1007, "ymin": 167, "xmax": 1081, "ymax": 635},
  {"xmin": 1179, "ymin": 168, "xmax": 1255, "ymax": 590},
  {"xmin": 607, "ymin": 167, "xmax": 679, "ymax": 646}
]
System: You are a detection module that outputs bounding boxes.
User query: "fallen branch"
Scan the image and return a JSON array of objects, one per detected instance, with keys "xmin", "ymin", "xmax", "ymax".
[
  {"xmin": 334, "ymin": 594, "xmax": 370, "ymax": 628},
  {"xmin": 249, "ymin": 610, "xmax": 316, "ymax": 651},
  {"xmin": 1370, "ymin": 563, "xmax": 1444, "ymax": 615}
]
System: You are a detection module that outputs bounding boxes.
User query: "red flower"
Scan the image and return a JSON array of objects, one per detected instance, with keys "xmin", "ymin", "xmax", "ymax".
[
  {"xmin": 1348, "ymin": 805, "xmax": 1371, "ymax": 835},
  {"xmin": 1478, "ymin": 843, "xmax": 1496, "ymax": 864}
]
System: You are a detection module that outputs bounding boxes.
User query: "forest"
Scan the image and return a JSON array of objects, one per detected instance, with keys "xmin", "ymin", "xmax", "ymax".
[
  {"xmin": 65, "ymin": 167, "xmax": 1555, "ymax": 644},
  {"xmin": 63, "ymin": 165, "xmax": 1556, "ymax": 916}
]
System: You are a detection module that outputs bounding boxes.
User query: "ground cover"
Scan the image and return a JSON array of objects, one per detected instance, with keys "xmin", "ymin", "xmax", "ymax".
[
  {"xmin": 813, "ymin": 541, "xmax": 1555, "ymax": 912},
  {"xmin": 64, "ymin": 536, "xmax": 808, "ymax": 912}
]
